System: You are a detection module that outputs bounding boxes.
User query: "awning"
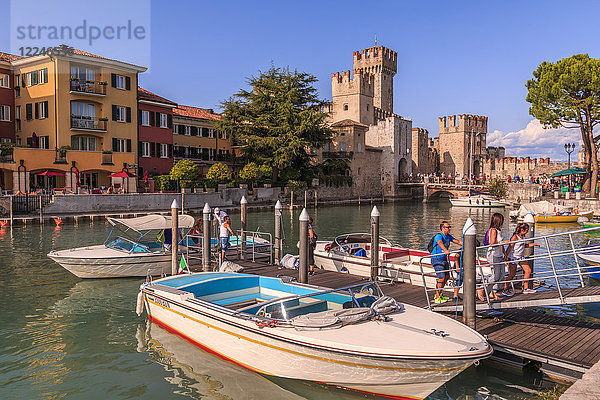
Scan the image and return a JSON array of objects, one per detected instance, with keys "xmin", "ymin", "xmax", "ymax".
[
  {"xmin": 37, "ymin": 170, "xmax": 65, "ymax": 176},
  {"xmin": 108, "ymin": 170, "xmax": 137, "ymax": 178},
  {"xmin": 551, "ymin": 167, "xmax": 588, "ymax": 177},
  {"xmin": 107, "ymin": 214, "xmax": 195, "ymax": 232}
]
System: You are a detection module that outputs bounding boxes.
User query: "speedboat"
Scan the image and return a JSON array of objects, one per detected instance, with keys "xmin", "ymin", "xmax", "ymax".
[
  {"xmin": 137, "ymin": 272, "xmax": 492, "ymax": 399},
  {"xmin": 450, "ymin": 195, "xmax": 509, "ymax": 208},
  {"xmin": 313, "ymin": 233, "xmax": 493, "ymax": 290},
  {"xmin": 48, "ymin": 214, "xmax": 195, "ymax": 278},
  {"xmin": 512, "ymin": 200, "xmax": 593, "ymax": 223}
]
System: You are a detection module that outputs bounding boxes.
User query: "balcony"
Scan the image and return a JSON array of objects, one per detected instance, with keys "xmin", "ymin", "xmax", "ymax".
[
  {"xmin": 70, "ymin": 116, "xmax": 107, "ymax": 132},
  {"xmin": 101, "ymin": 152, "xmax": 113, "ymax": 165},
  {"xmin": 70, "ymin": 79, "xmax": 107, "ymax": 96}
]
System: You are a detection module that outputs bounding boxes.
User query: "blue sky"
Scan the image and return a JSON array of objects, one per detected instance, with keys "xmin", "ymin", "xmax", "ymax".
[{"xmin": 2, "ymin": 0, "xmax": 599, "ymax": 160}]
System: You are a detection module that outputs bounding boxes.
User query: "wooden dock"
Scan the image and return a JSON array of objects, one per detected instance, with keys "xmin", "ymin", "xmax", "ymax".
[{"xmin": 234, "ymin": 260, "xmax": 600, "ymax": 381}]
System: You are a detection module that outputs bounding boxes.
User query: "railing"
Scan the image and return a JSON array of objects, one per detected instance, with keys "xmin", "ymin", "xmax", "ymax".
[
  {"xmin": 0, "ymin": 152, "xmax": 14, "ymax": 163},
  {"xmin": 71, "ymin": 116, "xmax": 107, "ymax": 131},
  {"xmin": 70, "ymin": 80, "xmax": 107, "ymax": 95},
  {"xmin": 417, "ymin": 225, "xmax": 600, "ymax": 309},
  {"xmin": 12, "ymin": 193, "xmax": 53, "ymax": 214},
  {"xmin": 101, "ymin": 152, "xmax": 113, "ymax": 165},
  {"xmin": 236, "ymin": 230, "xmax": 273, "ymax": 264}
]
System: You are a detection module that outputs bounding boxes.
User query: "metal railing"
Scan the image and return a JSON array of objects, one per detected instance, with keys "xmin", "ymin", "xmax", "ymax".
[
  {"xmin": 236, "ymin": 230, "xmax": 273, "ymax": 264},
  {"xmin": 70, "ymin": 116, "xmax": 107, "ymax": 131},
  {"xmin": 70, "ymin": 80, "xmax": 107, "ymax": 95},
  {"xmin": 417, "ymin": 225, "xmax": 600, "ymax": 309}
]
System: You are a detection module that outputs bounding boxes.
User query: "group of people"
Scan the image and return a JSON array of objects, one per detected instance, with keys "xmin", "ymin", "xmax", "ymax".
[{"xmin": 431, "ymin": 213, "xmax": 539, "ymax": 304}]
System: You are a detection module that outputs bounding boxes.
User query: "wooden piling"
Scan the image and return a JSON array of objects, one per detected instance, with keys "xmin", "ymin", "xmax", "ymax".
[{"xmin": 171, "ymin": 199, "xmax": 179, "ymax": 276}]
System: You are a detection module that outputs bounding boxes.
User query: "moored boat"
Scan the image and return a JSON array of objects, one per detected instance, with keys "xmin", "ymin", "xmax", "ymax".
[
  {"xmin": 512, "ymin": 200, "xmax": 593, "ymax": 223},
  {"xmin": 138, "ymin": 272, "xmax": 492, "ymax": 399},
  {"xmin": 450, "ymin": 195, "xmax": 509, "ymax": 208}
]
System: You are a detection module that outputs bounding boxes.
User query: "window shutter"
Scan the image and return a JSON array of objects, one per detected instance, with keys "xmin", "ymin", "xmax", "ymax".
[
  {"xmin": 167, "ymin": 114, "xmax": 172, "ymax": 128},
  {"xmin": 21, "ymin": 74, "xmax": 26, "ymax": 87},
  {"xmin": 191, "ymin": 126, "xmax": 197, "ymax": 136},
  {"xmin": 149, "ymin": 111, "xmax": 155, "ymax": 127},
  {"xmin": 112, "ymin": 138, "xmax": 118, "ymax": 152},
  {"xmin": 125, "ymin": 76, "xmax": 131, "ymax": 90},
  {"xmin": 138, "ymin": 141, "xmax": 142, "ymax": 155},
  {"xmin": 138, "ymin": 109, "xmax": 142, "ymax": 125},
  {"xmin": 26, "ymin": 103, "xmax": 32, "ymax": 120},
  {"xmin": 126, "ymin": 139, "xmax": 132, "ymax": 153},
  {"xmin": 43, "ymin": 101, "xmax": 48, "ymax": 118},
  {"xmin": 34, "ymin": 103, "xmax": 39, "ymax": 119},
  {"xmin": 112, "ymin": 105, "xmax": 118, "ymax": 121},
  {"xmin": 43, "ymin": 136, "xmax": 49, "ymax": 149},
  {"xmin": 168, "ymin": 144, "xmax": 173, "ymax": 158},
  {"xmin": 156, "ymin": 143, "xmax": 161, "ymax": 158},
  {"xmin": 42, "ymin": 68, "xmax": 48, "ymax": 83},
  {"xmin": 126, "ymin": 107, "xmax": 131, "ymax": 123},
  {"xmin": 150, "ymin": 142, "xmax": 156, "ymax": 157},
  {"xmin": 111, "ymin": 73, "xmax": 116, "ymax": 88}
]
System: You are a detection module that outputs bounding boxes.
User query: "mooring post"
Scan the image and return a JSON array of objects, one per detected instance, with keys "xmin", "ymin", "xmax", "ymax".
[
  {"xmin": 171, "ymin": 199, "xmax": 179, "ymax": 276},
  {"xmin": 39, "ymin": 195, "xmax": 43, "ymax": 224},
  {"xmin": 240, "ymin": 196, "xmax": 247, "ymax": 260},
  {"xmin": 304, "ymin": 190, "xmax": 308, "ymax": 209},
  {"xmin": 370, "ymin": 206, "xmax": 380, "ymax": 280},
  {"xmin": 274, "ymin": 200, "xmax": 282, "ymax": 265},
  {"xmin": 299, "ymin": 208, "xmax": 309, "ymax": 283},
  {"xmin": 290, "ymin": 190, "xmax": 294, "ymax": 210},
  {"xmin": 524, "ymin": 212, "xmax": 535, "ymax": 279},
  {"xmin": 462, "ymin": 217, "xmax": 477, "ymax": 329},
  {"xmin": 9, "ymin": 195, "xmax": 13, "ymax": 225},
  {"xmin": 202, "ymin": 203, "xmax": 211, "ymax": 271},
  {"xmin": 314, "ymin": 190, "xmax": 317, "ymax": 208}
]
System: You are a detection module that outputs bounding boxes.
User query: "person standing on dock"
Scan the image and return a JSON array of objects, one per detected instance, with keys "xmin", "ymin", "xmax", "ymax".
[
  {"xmin": 431, "ymin": 221, "xmax": 462, "ymax": 303},
  {"xmin": 504, "ymin": 223, "xmax": 540, "ymax": 294},
  {"xmin": 308, "ymin": 217, "xmax": 317, "ymax": 276},
  {"xmin": 218, "ymin": 215, "xmax": 238, "ymax": 261},
  {"xmin": 479, "ymin": 213, "xmax": 507, "ymax": 301}
]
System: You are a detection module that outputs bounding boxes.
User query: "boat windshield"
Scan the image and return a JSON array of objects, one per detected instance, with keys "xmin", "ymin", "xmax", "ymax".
[
  {"xmin": 107, "ymin": 237, "xmax": 156, "ymax": 254},
  {"xmin": 253, "ymin": 282, "xmax": 383, "ymax": 321},
  {"xmin": 331, "ymin": 233, "xmax": 392, "ymax": 254}
]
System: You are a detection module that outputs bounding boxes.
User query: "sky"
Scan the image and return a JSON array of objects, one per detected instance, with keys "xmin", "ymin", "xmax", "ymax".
[{"xmin": 1, "ymin": 0, "xmax": 599, "ymax": 160}]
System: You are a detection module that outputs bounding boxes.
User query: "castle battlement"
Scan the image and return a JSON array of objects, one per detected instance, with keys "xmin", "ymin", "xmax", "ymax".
[
  {"xmin": 439, "ymin": 114, "xmax": 488, "ymax": 134},
  {"xmin": 331, "ymin": 70, "xmax": 374, "ymax": 97},
  {"xmin": 353, "ymin": 46, "xmax": 397, "ymax": 74}
]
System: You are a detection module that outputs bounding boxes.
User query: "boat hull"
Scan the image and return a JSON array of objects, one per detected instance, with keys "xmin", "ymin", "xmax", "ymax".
[
  {"xmin": 144, "ymin": 294, "xmax": 482, "ymax": 399},
  {"xmin": 48, "ymin": 246, "xmax": 172, "ymax": 278},
  {"xmin": 449, "ymin": 197, "xmax": 507, "ymax": 208},
  {"xmin": 531, "ymin": 211, "xmax": 593, "ymax": 223}
]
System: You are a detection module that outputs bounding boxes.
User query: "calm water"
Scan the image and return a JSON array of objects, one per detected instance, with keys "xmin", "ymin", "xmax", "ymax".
[{"xmin": 0, "ymin": 202, "xmax": 587, "ymax": 400}]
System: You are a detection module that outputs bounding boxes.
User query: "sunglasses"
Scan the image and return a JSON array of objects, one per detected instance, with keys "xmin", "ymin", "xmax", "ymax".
[{"xmin": 443, "ymin": 225, "xmax": 452, "ymax": 229}]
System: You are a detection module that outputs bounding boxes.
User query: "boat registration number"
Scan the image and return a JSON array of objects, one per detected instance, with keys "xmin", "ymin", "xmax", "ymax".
[{"xmin": 147, "ymin": 295, "xmax": 170, "ymax": 308}]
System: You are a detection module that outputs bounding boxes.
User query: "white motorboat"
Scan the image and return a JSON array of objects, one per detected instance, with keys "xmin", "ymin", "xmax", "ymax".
[
  {"xmin": 138, "ymin": 272, "xmax": 492, "ymax": 399},
  {"xmin": 450, "ymin": 195, "xmax": 509, "ymax": 208},
  {"xmin": 313, "ymin": 233, "xmax": 493, "ymax": 290},
  {"xmin": 48, "ymin": 214, "xmax": 195, "ymax": 278}
]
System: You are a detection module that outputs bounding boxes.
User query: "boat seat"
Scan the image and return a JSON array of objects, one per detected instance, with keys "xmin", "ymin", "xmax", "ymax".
[
  {"xmin": 213, "ymin": 293, "xmax": 277, "ymax": 306},
  {"xmin": 285, "ymin": 300, "xmax": 328, "ymax": 320}
]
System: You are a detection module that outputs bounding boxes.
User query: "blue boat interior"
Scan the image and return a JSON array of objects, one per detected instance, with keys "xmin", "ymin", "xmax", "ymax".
[{"xmin": 156, "ymin": 272, "xmax": 379, "ymax": 320}]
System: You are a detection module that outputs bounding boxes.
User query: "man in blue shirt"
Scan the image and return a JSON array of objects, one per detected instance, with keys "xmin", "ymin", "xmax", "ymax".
[{"xmin": 431, "ymin": 221, "xmax": 462, "ymax": 303}]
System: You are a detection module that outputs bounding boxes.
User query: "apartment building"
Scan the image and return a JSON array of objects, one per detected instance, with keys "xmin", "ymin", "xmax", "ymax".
[
  {"xmin": 172, "ymin": 105, "xmax": 232, "ymax": 177},
  {"xmin": 137, "ymin": 87, "xmax": 176, "ymax": 185},
  {"xmin": 0, "ymin": 49, "xmax": 146, "ymax": 193}
]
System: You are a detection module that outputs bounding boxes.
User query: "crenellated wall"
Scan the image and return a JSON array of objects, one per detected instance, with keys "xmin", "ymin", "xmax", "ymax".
[{"xmin": 482, "ymin": 157, "xmax": 580, "ymax": 178}]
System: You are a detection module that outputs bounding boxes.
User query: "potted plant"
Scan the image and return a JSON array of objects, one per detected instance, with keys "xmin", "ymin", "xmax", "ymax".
[{"xmin": 99, "ymin": 117, "xmax": 108, "ymax": 122}]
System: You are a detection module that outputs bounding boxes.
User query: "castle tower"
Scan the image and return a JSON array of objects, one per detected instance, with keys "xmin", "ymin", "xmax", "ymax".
[
  {"xmin": 353, "ymin": 46, "xmax": 397, "ymax": 113},
  {"xmin": 330, "ymin": 70, "xmax": 375, "ymax": 125},
  {"xmin": 438, "ymin": 114, "xmax": 488, "ymax": 176}
]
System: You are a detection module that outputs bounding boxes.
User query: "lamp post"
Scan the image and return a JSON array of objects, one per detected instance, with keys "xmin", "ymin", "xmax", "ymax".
[{"xmin": 564, "ymin": 143, "xmax": 576, "ymax": 188}]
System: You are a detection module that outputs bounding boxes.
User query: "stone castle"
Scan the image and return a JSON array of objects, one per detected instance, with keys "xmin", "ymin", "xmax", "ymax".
[{"xmin": 322, "ymin": 46, "xmax": 412, "ymax": 197}]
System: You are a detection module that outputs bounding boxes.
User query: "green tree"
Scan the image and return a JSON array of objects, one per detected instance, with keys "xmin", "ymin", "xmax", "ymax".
[
  {"xmin": 207, "ymin": 162, "xmax": 231, "ymax": 183},
  {"xmin": 486, "ymin": 178, "xmax": 507, "ymax": 198},
  {"xmin": 239, "ymin": 162, "xmax": 262, "ymax": 184},
  {"xmin": 217, "ymin": 66, "xmax": 332, "ymax": 182},
  {"xmin": 170, "ymin": 159, "xmax": 201, "ymax": 182},
  {"xmin": 526, "ymin": 54, "xmax": 600, "ymax": 194}
]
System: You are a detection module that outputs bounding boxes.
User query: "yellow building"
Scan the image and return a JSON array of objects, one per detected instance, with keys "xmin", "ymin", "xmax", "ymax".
[
  {"xmin": 172, "ymin": 105, "xmax": 233, "ymax": 177},
  {"xmin": 1, "ymin": 49, "xmax": 146, "ymax": 193}
]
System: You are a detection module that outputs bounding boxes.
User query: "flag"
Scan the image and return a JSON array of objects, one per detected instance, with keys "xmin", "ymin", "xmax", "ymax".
[
  {"xmin": 375, "ymin": 34, "xmax": 377, "ymax": 45},
  {"xmin": 178, "ymin": 255, "xmax": 189, "ymax": 274}
]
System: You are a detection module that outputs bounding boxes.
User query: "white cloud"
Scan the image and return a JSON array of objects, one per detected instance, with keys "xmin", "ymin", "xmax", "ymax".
[{"xmin": 487, "ymin": 119, "xmax": 582, "ymax": 160}]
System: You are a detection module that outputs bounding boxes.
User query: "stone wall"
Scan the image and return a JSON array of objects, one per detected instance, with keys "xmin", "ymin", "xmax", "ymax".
[
  {"xmin": 483, "ymin": 157, "xmax": 579, "ymax": 179},
  {"xmin": 505, "ymin": 183, "xmax": 543, "ymax": 202}
]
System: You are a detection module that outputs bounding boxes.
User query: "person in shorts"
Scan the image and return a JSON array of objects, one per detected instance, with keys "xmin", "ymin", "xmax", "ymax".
[
  {"xmin": 219, "ymin": 215, "xmax": 237, "ymax": 261},
  {"xmin": 504, "ymin": 222, "xmax": 540, "ymax": 295},
  {"xmin": 431, "ymin": 221, "xmax": 462, "ymax": 303}
]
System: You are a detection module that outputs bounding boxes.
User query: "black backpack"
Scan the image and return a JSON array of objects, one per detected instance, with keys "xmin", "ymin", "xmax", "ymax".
[{"xmin": 427, "ymin": 234, "xmax": 439, "ymax": 253}]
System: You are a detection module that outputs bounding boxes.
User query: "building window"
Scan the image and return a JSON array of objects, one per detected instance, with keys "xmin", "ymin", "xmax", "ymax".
[
  {"xmin": 114, "ymin": 138, "xmax": 127, "ymax": 152},
  {"xmin": 0, "ymin": 105, "xmax": 10, "ymax": 121},
  {"xmin": 366, "ymin": 104, "xmax": 369, "ymax": 111},
  {"xmin": 358, "ymin": 142, "xmax": 362, "ymax": 153},
  {"xmin": 141, "ymin": 142, "xmax": 150, "ymax": 157},
  {"xmin": 70, "ymin": 66, "xmax": 94, "ymax": 82},
  {"xmin": 39, "ymin": 101, "xmax": 48, "ymax": 119},
  {"xmin": 15, "ymin": 106, "xmax": 21, "ymax": 131},
  {"xmin": 115, "ymin": 75, "xmax": 125, "ymax": 89},
  {"xmin": 159, "ymin": 113, "xmax": 167, "ymax": 128},
  {"xmin": 343, "ymin": 104, "xmax": 348, "ymax": 111},
  {"xmin": 340, "ymin": 142, "xmax": 346, "ymax": 151},
  {"xmin": 71, "ymin": 135, "xmax": 96, "ymax": 151},
  {"xmin": 0, "ymin": 74, "xmax": 9, "ymax": 88},
  {"xmin": 184, "ymin": 125, "xmax": 191, "ymax": 136},
  {"xmin": 141, "ymin": 111, "xmax": 149, "ymax": 126},
  {"xmin": 116, "ymin": 106, "xmax": 126, "ymax": 122},
  {"xmin": 160, "ymin": 143, "xmax": 168, "ymax": 158},
  {"xmin": 39, "ymin": 136, "xmax": 49, "ymax": 149},
  {"xmin": 72, "ymin": 102, "xmax": 95, "ymax": 118},
  {"xmin": 39, "ymin": 68, "xmax": 48, "ymax": 84},
  {"xmin": 172, "ymin": 123, "xmax": 179, "ymax": 134}
]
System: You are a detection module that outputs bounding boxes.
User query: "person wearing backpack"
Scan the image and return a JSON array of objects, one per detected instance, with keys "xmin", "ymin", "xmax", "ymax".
[
  {"xmin": 478, "ymin": 212, "xmax": 508, "ymax": 301},
  {"xmin": 430, "ymin": 221, "xmax": 462, "ymax": 304}
]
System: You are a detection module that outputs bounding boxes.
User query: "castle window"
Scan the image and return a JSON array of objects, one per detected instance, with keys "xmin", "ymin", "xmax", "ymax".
[
  {"xmin": 343, "ymin": 104, "xmax": 348, "ymax": 111},
  {"xmin": 358, "ymin": 142, "xmax": 362, "ymax": 153},
  {"xmin": 340, "ymin": 142, "xmax": 346, "ymax": 151},
  {"xmin": 366, "ymin": 104, "xmax": 369, "ymax": 111}
]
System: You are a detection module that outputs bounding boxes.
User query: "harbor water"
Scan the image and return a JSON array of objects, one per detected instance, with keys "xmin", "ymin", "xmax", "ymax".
[{"xmin": 1, "ymin": 202, "xmax": 590, "ymax": 399}]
